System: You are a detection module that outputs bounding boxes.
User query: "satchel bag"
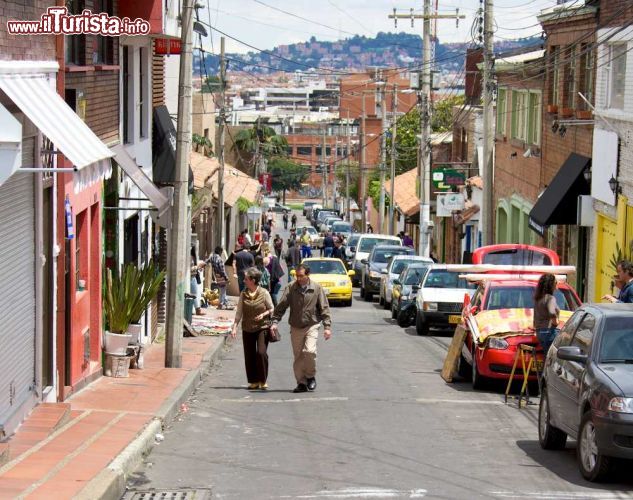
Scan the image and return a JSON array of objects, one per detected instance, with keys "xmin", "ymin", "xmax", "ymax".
[{"xmin": 266, "ymin": 327, "xmax": 281, "ymax": 343}]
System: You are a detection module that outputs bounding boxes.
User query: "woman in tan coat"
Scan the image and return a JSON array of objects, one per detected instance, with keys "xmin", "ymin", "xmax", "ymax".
[{"xmin": 231, "ymin": 267, "xmax": 275, "ymax": 389}]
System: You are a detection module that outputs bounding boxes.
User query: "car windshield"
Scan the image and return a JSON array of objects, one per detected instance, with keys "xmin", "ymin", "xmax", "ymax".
[
  {"xmin": 318, "ymin": 211, "xmax": 336, "ymax": 221},
  {"xmin": 332, "ymin": 223, "xmax": 351, "ymax": 232},
  {"xmin": 600, "ymin": 317, "xmax": 633, "ymax": 363},
  {"xmin": 424, "ymin": 270, "xmax": 476, "ymax": 289},
  {"xmin": 485, "ymin": 286, "xmax": 576, "ymax": 310},
  {"xmin": 359, "ymin": 237, "xmax": 400, "ymax": 252},
  {"xmin": 403, "ymin": 266, "xmax": 430, "ymax": 285},
  {"xmin": 392, "ymin": 259, "xmax": 421, "ymax": 274},
  {"xmin": 482, "ymin": 249, "xmax": 552, "ymax": 265},
  {"xmin": 304, "ymin": 260, "xmax": 347, "ymax": 275},
  {"xmin": 372, "ymin": 248, "xmax": 412, "ymax": 263}
]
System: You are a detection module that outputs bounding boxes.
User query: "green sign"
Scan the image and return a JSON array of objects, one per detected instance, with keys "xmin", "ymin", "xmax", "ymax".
[{"xmin": 432, "ymin": 168, "xmax": 465, "ymax": 190}]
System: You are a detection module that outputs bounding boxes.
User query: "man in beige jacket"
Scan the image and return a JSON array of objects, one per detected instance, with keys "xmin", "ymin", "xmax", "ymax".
[{"xmin": 271, "ymin": 264, "xmax": 332, "ymax": 393}]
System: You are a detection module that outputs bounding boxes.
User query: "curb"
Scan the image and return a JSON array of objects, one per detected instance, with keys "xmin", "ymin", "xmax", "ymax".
[{"xmin": 75, "ymin": 335, "xmax": 232, "ymax": 500}]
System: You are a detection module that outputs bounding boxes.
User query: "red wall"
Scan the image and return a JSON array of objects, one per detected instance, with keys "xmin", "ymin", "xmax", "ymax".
[{"xmin": 118, "ymin": 0, "xmax": 163, "ymax": 34}]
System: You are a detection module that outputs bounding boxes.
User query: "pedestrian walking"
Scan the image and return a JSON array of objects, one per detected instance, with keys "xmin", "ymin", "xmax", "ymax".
[
  {"xmin": 243, "ymin": 229, "xmax": 253, "ymax": 247},
  {"xmin": 231, "ymin": 268, "xmax": 275, "ymax": 390},
  {"xmin": 323, "ymin": 232, "xmax": 335, "ymax": 258},
  {"xmin": 602, "ymin": 260, "xmax": 633, "ymax": 303},
  {"xmin": 402, "ymin": 233, "xmax": 414, "ymax": 248},
  {"xmin": 206, "ymin": 246, "xmax": 230, "ymax": 309},
  {"xmin": 267, "ymin": 208, "xmax": 274, "ymax": 226},
  {"xmin": 273, "ymin": 234, "xmax": 283, "ymax": 259},
  {"xmin": 233, "ymin": 244, "xmax": 255, "ymax": 292},
  {"xmin": 291, "ymin": 213, "xmax": 297, "ymax": 230},
  {"xmin": 255, "ymin": 255, "xmax": 271, "ymax": 291},
  {"xmin": 282, "ymin": 211, "xmax": 289, "ymax": 229},
  {"xmin": 331, "ymin": 237, "xmax": 346, "ymax": 261},
  {"xmin": 285, "ymin": 239, "xmax": 302, "ymax": 282},
  {"xmin": 190, "ymin": 246, "xmax": 204, "ymax": 315},
  {"xmin": 533, "ymin": 273, "xmax": 560, "ymax": 355},
  {"xmin": 367, "ymin": 223, "xmax": 373, "ymax": 233},
  {"xmin": 300, "ymin": 228, "xmax": 312, "ymax": 258},
  {"xmin": 271, "ymin": 264, "xmax": 332, "ymax": 393}
]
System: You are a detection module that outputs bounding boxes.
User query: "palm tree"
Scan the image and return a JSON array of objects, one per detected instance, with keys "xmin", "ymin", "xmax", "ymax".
[{"xmin": 232, "ymin": 121, "xmax": 288, "ymax": 175}]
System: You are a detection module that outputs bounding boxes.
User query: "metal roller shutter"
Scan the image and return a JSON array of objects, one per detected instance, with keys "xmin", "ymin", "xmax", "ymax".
[{"xmin": 0, "ymin": 145, "xmax": 36, "ymax": 434}]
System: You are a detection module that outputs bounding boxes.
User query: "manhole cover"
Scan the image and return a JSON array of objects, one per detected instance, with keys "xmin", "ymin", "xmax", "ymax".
[{"xmin": 123, "ymin": 489, "xmax": 211, "ymax": 500}]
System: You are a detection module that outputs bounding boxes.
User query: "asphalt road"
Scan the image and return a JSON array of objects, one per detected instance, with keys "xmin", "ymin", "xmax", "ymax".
[{"xmin": 127, "ymin": 211, "xmax": 633, "ymax": 499}]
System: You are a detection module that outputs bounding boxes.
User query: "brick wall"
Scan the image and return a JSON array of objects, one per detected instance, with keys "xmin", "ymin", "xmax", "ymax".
[
  {"xmin": 600, "ymin": 0, "xmax": 633, "ymax": 27},
  {"xmin": 0, "ymin": 1, "xmax": 56, "ymax": 61},
  {"xmin": 152, "ymin": 46, "xmax": 165, "ymax": 108}
]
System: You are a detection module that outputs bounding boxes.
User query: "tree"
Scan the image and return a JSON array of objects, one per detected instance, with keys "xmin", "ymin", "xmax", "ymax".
[
  {"xmin": 432, "ymin": 95, "xmax": 465, "ymax": 132},
  {"xmin": 232, "ymin": 121, "xmax": 289, "ymax": 175},
  {"xmin": 192, "ymin": 133, "xmax": 213, "ymax": 156},
  {"xmin": 201, "ymin": 75, "xmax": 221, "ymax": 93},
  {"xmin": 335, "ymin": 161, "xmax": 360, "ymax": 203},
  {"xmin": 268, "ymin": 158, "xmax": 308, "ymax": 204}
]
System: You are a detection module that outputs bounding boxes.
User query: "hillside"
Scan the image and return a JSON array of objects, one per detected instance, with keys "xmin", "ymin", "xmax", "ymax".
[{"xmin": 196, "ymin": 32, "xmax": 540, "ymax": 77}]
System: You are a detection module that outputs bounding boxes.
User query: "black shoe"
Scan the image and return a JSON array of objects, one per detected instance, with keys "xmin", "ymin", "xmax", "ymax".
[
  {"xmin": 293, "ymin": 383, "xmax": 308, "ymax": 393},
  {"xmin": 307, "ymin": 378, "xmax": 317, "ymax": 391}
]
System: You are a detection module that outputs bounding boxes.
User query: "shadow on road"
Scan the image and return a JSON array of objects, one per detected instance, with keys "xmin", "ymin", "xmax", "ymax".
[{"xmin": 516, "ymin": 439, "xmax": 633, "ymax": 489}]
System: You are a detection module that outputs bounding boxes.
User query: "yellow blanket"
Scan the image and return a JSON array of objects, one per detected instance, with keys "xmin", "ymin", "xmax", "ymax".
[{"xmin": 470, "ymin": 308, "xmax": 573, "ymax": 344}]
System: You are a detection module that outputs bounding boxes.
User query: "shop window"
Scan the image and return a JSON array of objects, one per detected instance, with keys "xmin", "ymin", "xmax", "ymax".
[
  {"xmin": 606, "ymin": 43, "xmax": 627, "ymax": 110},
  {"xmin": 94, "ymin": 0, "xmax": 114, "ymax": 64},
  {"xmin": 496, "ymin": 88, "xmax": 507, "ymax": 136},
  {"xmin": 65, "ymin": 0, "xmax": 85, "ymax": 65}
]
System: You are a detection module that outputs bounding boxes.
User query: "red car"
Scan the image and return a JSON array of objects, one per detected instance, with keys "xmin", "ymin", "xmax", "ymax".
[{"xmin": 459, "ymin": 279, "xmax": 581, "ymax": 389}]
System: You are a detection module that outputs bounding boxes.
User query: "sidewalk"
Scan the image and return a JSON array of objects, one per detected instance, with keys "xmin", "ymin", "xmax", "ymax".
[{"xmin": 0, "ymin": 306, "xmax": 234, "ymax": 500}]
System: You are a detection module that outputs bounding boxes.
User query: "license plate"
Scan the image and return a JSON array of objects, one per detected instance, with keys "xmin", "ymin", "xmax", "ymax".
[
  {"xmin": 323, "ymin": 288, "xmax": 330, "ymax": 295},
  {"xmin": 535, "ymin": 360, "xmax": 544, "ymax": 371},
  {"xmin": 448, "ymin": 315, "xmax": 461, "ymax": 324}
]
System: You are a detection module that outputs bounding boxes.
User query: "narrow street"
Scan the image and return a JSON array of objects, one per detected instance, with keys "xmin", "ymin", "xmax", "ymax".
[{"xmin": 126, "ymin": 212, "xmax": 633, "ymax": 499}]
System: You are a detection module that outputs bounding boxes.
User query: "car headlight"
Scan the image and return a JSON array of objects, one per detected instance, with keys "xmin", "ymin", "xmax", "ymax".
[
  {"xmin": 423, "ymin": 302, "xmax": 438, "ymax": 311},
  {"xmin": 338, "ymin": 280, "xmax": 348, "ymax": 287},
  {"xmin": 369, "ymin": 270, "xmax": 381, "ymax": 278},
  {"xmin": 608, "ymin": 397, "xmax": 633, "ymax": 413},
  {"xmin": 400, "ymin": 295, "xmax": 410, "ymax": 301},
  {"xmin": 488, "ymin": 337, "xmax": 509, "ymax": 350}
]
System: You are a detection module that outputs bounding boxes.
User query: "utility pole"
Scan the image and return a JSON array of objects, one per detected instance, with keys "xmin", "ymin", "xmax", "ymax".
[
  {"xmin": 482, "ymin": 0, "xmax": 495, "ymax": 246},
  {"xmin": 321, "ymin": 127, "xmax": 327, "ymax": 206},
  {"xmin": 390, "ymin": 3, "xmax": 465, "ymax": 257},
  {"xmin": 165, "ymin": 0, "xmax": 193, "ymax": 368},
  {"xmin": 360, "ymin": 94, "xmax": 367, "ymax": 232},
  {"xmin": 216, "ymin": 36, "xmax": 226, "ymax": 249},
  {"xmin": 333, "ymin": 138, "xmax": 338, "ymax": 209},
  {"xmin": 346, "ymin": 111, "xmax": 351, "ymax": 223},
  {"xmin": 389, "ymin": 83, "xmax": 397, "ymax": 234},
  {"xmin": 378, "ymin": 77, "xmax": 387, "ymax": 234}
]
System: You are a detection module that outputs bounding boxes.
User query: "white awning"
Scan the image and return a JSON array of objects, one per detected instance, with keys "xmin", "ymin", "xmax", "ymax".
[
  {"xmin": 0, "ymin": 62, "xmax": 114, "ymax": 193},
  {"xmin": 112, "ymin": 145, "xmax": 171, "ymax": 222}
]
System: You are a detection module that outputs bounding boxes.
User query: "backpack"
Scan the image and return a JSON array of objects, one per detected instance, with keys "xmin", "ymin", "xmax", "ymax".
[{"xmin": 259, "ymin": 267, "xmax": 270, "ymax": 289}]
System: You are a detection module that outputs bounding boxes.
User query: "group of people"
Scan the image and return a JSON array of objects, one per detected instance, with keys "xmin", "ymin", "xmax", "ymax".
[{"xmin": 533, "ymin": 259, "xmax": 633, "ymax": 355}]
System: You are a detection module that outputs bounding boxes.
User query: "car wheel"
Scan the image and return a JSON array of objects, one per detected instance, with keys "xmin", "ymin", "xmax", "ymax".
[
  {"xmin": 379, "ymin": 292, "xmax": 384, "ymax": 306},
  {"xmin": 471, "ymin": 347, "xmax": 487, "ymax": 390},
  {"xmin": 344, "ymin": 298, "xmax": 353, "ymax": 307},
  {"xmin": 383, "ymin": 297, "xmax": 390, "ymax": 310},
  {"xmin": 364, "ymin": 290, "xmax": 373, "ymax": 302},
  {"xmin": 578, "ymin": 411, "xmax": 612, "ymax": 482},
  {"xmin": 415, "ymin": 313, "xmax": 429, "ymax": 336},
  {"xmin": 397, "ymin": 309, "xmax": 410, "ymax": 328},
  {"xmin": 391, "ymin": 300, "xmax": 398, "ymax": 319},
  {"xmin": 359, "ymin": 283, "xmax": 365, "ymax": 298},
  {"xmin": 457, "ymin": 354, "xmax": 472, "ymax": 380},
  {"xmin": 538, "ymin": 387, "xmax": 567, "ymax": 450}
]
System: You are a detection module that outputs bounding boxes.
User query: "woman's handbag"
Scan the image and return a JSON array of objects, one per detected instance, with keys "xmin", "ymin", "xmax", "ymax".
[{"xmin": 266, "ymin": 327, "xmax": 281, "ymax": 343}]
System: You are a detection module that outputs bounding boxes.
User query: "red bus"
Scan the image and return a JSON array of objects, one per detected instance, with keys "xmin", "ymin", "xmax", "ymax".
[{"xmin": 471, "ymin": 244, "xmax": 560, "ymax": 266}]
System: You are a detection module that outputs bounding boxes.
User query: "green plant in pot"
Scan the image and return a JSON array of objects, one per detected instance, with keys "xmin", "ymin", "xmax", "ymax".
[{"xmin": 104, "ymin": 262, "xmax": 166, "ymax": 354}]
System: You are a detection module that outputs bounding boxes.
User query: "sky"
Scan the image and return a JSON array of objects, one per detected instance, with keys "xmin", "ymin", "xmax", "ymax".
[{"xmin": 200, "ymin": 0, "xmax": 562, "ymax": 54}]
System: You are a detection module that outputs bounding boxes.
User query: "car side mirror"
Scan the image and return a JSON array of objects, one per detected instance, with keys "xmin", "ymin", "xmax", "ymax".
[
  {"xmin": 412, "ymin": 284, "xmax": 420, "ymax": 291},
  {"xmin": 347, "ymin": 270, "xmax": 355, "ymax": 277},
  {"xmin": 470, "ymin": 305, "xmax": 478, "ymax": 315},
  {"xmin": 361, "ymin": 259, "xmax": 368, "ymax": 265},
  {"xmin": 380, "ymin": 269, "xmax": 388, "ymax": 275},
  {"xmin": 556, "ymin": 346, "xmax": 587, "ymax": 364}
]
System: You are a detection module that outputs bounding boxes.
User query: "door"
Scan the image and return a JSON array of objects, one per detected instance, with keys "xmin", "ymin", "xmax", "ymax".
[
  {"xmin": 0, "ymin": 173, "xmax": 36, "ymax": 435},
  {"xmin": 594, "ymin": 214, "xmax": 617, "ymax": 302},
  {"xmin": 41, "ymin": 186, "xmax": 54, "ymax": 390}
]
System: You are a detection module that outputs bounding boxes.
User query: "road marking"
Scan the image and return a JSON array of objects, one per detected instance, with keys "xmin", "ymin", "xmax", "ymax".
[
  {"xmin": 216, "ymin": 397, "xmax": 349, "ymax": 403},
  {"xmin": 280, "ymin": 488, "xmax": 427, "ymax": 498},
  {"xmin": 415, "ymin": 398, "xmax": 504, "ymax": 405},
  {"xmin": 490, "ymin": 491, "xmax": 633, "ymax": 499}
]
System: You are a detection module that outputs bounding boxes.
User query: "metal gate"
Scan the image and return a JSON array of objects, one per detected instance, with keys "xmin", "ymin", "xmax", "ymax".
[{"xmin": 0, "ymin": 165, "xmax": 36, "ymax": 436}]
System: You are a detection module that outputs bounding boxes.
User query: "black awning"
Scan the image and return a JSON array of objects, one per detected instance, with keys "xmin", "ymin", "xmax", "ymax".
[
  {"xmin": 528, "ymin": 153, "xmax": 590, "ymax": 236},
  {"xmin": 152, "ymin": 105, "xmax": 194, "ymax": 193}
]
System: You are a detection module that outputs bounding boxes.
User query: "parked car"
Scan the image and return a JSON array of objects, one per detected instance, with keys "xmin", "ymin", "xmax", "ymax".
[
  {"xmin": 459, "ymin": 277, "xmax": 581, "ymax": 389},
  {"xmin": 295, "ymin": 226, "xmax": 320, "ymax": 247},
  {"xmin": 351, "ymin": 234, "xmax": 402, "ymax": 286},
  {"xmin": 299, "ymin": 257, "xmax": 354, "ymax": 306},
  {"xmin": 330, "ymin": 221, "xmax": 353, "ymax": 240},
  {"xmin": 311, "ymin": 207, "xmax": 339, "ymax": 226},
  {"xmin": 314, "ymin": 210, "xmax": 338, "ymax": 229},
  {"xmin": 539, "ymin": 304, "xmax": 633, "ymax": 482},
  {"xmin": 380, "ymin": 255, "xmax": 433, "ymax": 309},
  {"xmin": 391, "ymin": 263, "xmax": 432, "ymax": 327},
  {"xmin": 360, "ymin": 245, "xmax": 415, "ymax": 301},
  {"xmin": 345, "ymin": 234, "xmax": 361, "ymax": 269},
  {"xmin": 303, "ymin": 200, "xmax": 318, "ymax": 216},
  {"xmin": 320, "ymin": 216, "xmax": 343, "ymax": 233},
  {"xmin": 271, "ymin": 202, "xmax": 291, "ymax": 213},
  {"xmin": 305, "ymin": 203, "xmax": 322, "ymax": 221},
  {"xmin": 414, "ymin": 265, "xmax": 476, "ymax": 336}
]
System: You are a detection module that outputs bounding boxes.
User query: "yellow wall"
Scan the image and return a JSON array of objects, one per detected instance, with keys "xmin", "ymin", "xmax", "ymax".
[{"xmin": 594, "ymin": 213, "xmax": 618, "ymax": 302}]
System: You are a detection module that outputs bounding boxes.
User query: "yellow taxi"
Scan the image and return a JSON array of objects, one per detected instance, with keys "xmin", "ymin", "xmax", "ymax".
[{"xmin": 300, "ymin": 257, "xmax": 354, "ymax": 306}]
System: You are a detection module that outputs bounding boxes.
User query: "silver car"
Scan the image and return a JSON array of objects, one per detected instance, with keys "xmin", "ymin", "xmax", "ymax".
[{"xmin": 380, "ymin": 255, "xmax": 433, "ymax": 309}]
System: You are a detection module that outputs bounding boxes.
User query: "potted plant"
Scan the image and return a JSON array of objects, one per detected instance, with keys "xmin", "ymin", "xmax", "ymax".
[
  {"xmin": 546, "ymin": 104, "xmax": 558, "ymax": 114},
  {"xmin": 576, "ymin": 109, "xmax": 592, "ymax": 120},
  {"xmin": 103, "ymin": 263, "xmax": 166, "ymax": 354},
  {"xmin": 559, "ymin": 107, "xmax": 574, "ymax": 118}
]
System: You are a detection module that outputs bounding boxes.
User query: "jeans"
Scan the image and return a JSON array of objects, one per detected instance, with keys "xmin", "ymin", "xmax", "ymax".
[
  {"xmin": 218, "ymin": 285, "xmax": 228, "ymax": 306},
  {"xmin": 238, "ymin": 274, "xmax": 245, "ymax": 292},
  {"xmin": 301, "ymin": 245, "xmax": 312, "ymax": 258},
  {"xmin": 324, "ymin": 247, "xmax": 333, "ymax": 258},
  {"xmin": 270, "ymin": 280, "xmax": 282, "ymax": 306},
  {"xmin": 537, "ymin": 327, "xmax": 560, "ymax": 356}
]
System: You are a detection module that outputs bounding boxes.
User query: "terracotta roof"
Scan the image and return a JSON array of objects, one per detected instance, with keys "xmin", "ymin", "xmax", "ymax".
[
  {"xmin": 190, "ymin": 151, "xmax": 218, "ymax": 189},
  {"xmin": 387, "ymin": 168, "xmax": 420, "ymax": 216}
]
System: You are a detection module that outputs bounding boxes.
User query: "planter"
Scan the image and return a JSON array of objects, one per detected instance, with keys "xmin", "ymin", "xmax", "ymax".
[
  {"xmin": 546, "ymin": 104, "xmax": 558, "ymax": 114},
  {"xmin": 576, "ymin": 110, "xmax": 592, "ymax": 119},
  {"xmin": 104, "ymin": 353, "xmax": 132, "ymax": 378},
  {"xmin": 104, "ymin": 330, "xmax": 133, "ymax": 355},
  {"xmin": 126, "ymin": 323, "xmax": 142, "ymax": 344},
  {"xmin": 559, "ymin": 107, "xmax": 574, "ymax": 118}
]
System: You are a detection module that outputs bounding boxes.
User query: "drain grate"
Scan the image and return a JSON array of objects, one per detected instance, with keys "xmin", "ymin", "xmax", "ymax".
[{"xmin": 123, "ymin": 489, "xmax": 211, "ymax": 500}]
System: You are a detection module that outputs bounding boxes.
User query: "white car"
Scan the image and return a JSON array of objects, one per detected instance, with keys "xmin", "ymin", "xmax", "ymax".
[
  {"xmin": 296, "ymin": 226, "xmax": 320, "ymax": 246},
  {"xmin": 414, "ymin": 265, "xmax": 476, "ymax": 336},
  {"xmin": 380, "ymin": 255, "xmax": 433, "ymax": 308},
  {"xmin": 351, "ymin": 234, "xmax": 402, "ymax": 285}
]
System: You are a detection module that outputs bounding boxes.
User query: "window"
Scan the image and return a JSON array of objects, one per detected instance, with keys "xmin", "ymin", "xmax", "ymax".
[
  {"xmin": 550, "ymin": 47, "xmax": 560, "ymax": 107},
  {"xmin": 94, "ymin": 0, "xmax": 113, "ymax": 64},
  {"xmin": 496, "ymin": 88, "xmax": 507, "ymax": 136},
  {"xmin": 122, "ymin": 46, "xmax": 132, "ymax": 143},
  {"xmin": 570, "ymin": 313, "xmax": 596, "ymax": 353},
  {"xmin": 510, "ymin": 91, "xmax": 541, "ymax": 145},
  {"xmin": 579, "ymin": 43, "xmax": 595, "ymax": 109},
  {"xmin": 139, "ymin": 47, "xmax": 148, "ymax": 138},
  {"xmin": 297, "ymin": 146, "xmax": 312, "ymax": 156},
  {"xmin": 552, "ymin": 311, "xmax": 584, "ymax": 349},
  {"xmin": 564, "ymin": 46, "xmax": 577, "ymax": 109},
  {"xmin": 65, "ymin": 0, "xmax": 85, "ymax": 65},
  {"xmin": 607, "ymin": 44, "xmax": 627, "ymax": 110},
  {"xmin": 528, "ymin": 92, "xmax": 541, "ymax": 145}
]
